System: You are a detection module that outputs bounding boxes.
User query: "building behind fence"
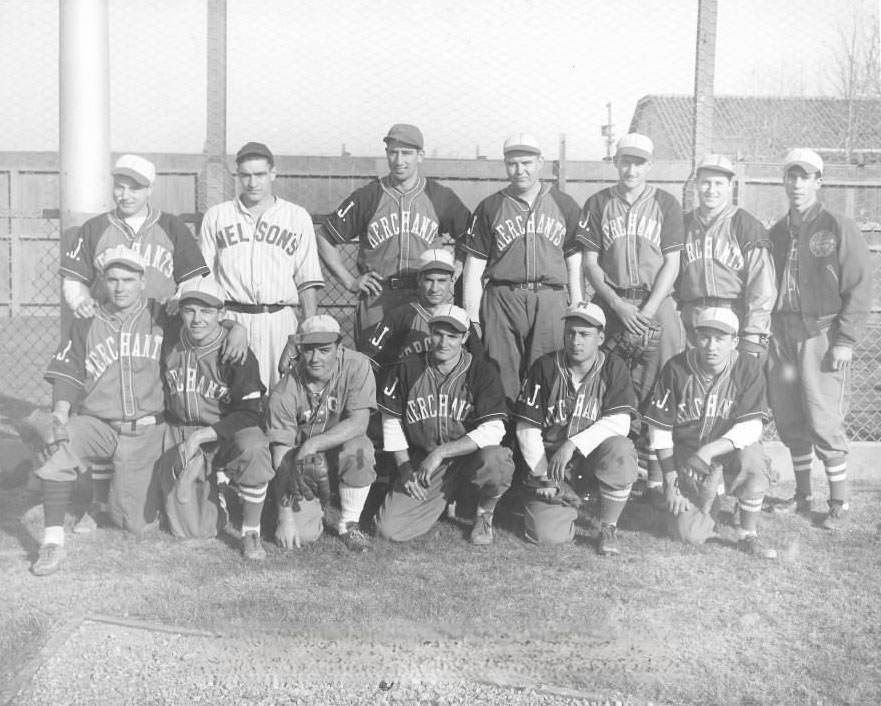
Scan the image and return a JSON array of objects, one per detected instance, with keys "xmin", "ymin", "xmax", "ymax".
[{"xmin": 2, "ymin": 151, "xmax": 879, "ymax": 438}]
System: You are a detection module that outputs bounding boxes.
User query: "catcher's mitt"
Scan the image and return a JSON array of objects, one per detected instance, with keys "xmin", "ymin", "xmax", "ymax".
[
  {"xmin": 20, "ymin": 410, "xmax": 70, "ymax": 466},
  {"xmin": 603, "ymin": 322, "xmax": 661, "ymax": 361},
  {"xmin": 279, "ymin": 452, "xmax": 330, "ymax": 511}
]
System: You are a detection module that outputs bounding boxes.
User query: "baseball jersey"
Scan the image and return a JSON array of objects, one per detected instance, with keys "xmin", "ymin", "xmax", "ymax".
[
  {"xmin": 378, "ymin": 351, "xmax": 507, "ymax": 453},
  {"xmin": 46, "ymin": 298, "xmax": 166, "ymax": 421},
  {"xmin": 323, "ymin": 176, "xmax": 470, "ymax": 280},
  {"xmin": 463, "ymin": 184, "xmax": 581, "ymax": 286},
  {"xmin": 265, "ymin": 347, "xmax": 376, "ymax": 447},
  {"xmin": 363, "ymin": 301, "xmax": 487, "ymax": 369},
  {"xmin": 643, "ymin": 349, "xmax": 768, "ymax": 455},
  {"xmin": 61, "ymin": 206, "xmax": 208, "ymax": 301},
  {"xmin": 679, "ymin": 205, "xmax": 776, "ymax": 336},
  {"xmin": 162, "ymin": 323, "xmax": 265, "ymax": 440},
  {"xmin": 577, "ymin": 185, "xmax": 684, "ymax": 290},
  {"xmin": 200, "ymin": 196, "xmax": 324, "ymax": 305},
  {"xmin": 514, "ymin": 350, "xmax": 637, "ymax": 448}
]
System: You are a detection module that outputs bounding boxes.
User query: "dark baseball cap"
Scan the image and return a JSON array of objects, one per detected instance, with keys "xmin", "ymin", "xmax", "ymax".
[
  {"xmin": 236, "ymin": 142, "xmax": 274, "ymax": 164},
  {"xmin": 383, "ymin": 124, "xmax": 424, "ymax": 150}
]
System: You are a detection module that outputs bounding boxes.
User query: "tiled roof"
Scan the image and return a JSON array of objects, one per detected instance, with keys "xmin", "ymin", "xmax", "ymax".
[{"xmin": 629, "ymin": 95, "xmax": 881, "ymax": 163}]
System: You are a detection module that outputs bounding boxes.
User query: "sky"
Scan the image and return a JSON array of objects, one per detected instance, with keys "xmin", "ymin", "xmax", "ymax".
[{"xmin": 0, "ymin": 0, "xmax": 874, "ymax": 160}]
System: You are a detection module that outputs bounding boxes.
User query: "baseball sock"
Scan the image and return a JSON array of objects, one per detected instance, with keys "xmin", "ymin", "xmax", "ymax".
[
  {"xmin": 478, "ymin": 494, "xmax": 501, "ymax": 516},
  {"xmin": 824, "ymin": 457, "xmax": 848, "ymax": 504},
  {"xmin": 790, "ymin": 451, "xmax": 813, "ymax": 497},
  {"xmin": 598, "ymin": 483, "xmax": 631, "ymax": 525},
  {"xmin": 739, "ymin": 496, "xmax": 762, "ymax": 535},
  {"xmin": 339, "ymin": 484, "xmax": 371, "ymax": 533},
  {"xmin": 42, "ymin": 479, "xmax": 74, "ymax": 545},
  {"xmin": 238, "ymin": 483, "xmax": 268, "ymax": 536},
  {"xmin": 89, "ymin": 462, "xmax": 113, "ymax": 507}
]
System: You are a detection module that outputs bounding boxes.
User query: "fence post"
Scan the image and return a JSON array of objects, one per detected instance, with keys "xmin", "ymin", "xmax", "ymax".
[
  {"xmin": 200, "ymin": 0, "xmax": 230, "ymax": 214},
  {"xmin": 557, "ymin": 133, "xmax": 567, "ymax": 193},
  {"xmin": 8, "ymin": 170, "xmax": 21, "ymax": 317}
]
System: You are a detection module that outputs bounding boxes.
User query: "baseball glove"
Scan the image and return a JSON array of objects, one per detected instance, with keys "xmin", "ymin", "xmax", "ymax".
[
  {"xmin": 163, "ymin": 447, "xmax": 223, "ymax": 539},
  {"xmin": 522, "ymin": 475, "xmax": 583, "ymax": 509},
  {"xmin": 678, "ymin": 455, "xmax": 723, "ymax": 514},
  {"xmin": 20, "ymin": 410, "xmax": 70, "ymax": 466},
  {"xmin": 278, "ymin": 452, "xmax": 330, "ymax": 511},
  {"xmin": 603, "ymin": 322, "xmax": 661, "ymax": 361}
]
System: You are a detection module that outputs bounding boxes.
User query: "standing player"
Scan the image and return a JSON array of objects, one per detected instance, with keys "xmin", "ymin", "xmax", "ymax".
[
  {"xmin": 375, "ymin": 305, "xmax": 515, "ymax": 545},
  {"xmin": 514, "ymin": 302, "xmax": 639, "ymax": 555},
  {"xmin": 60, "ymin": 154, "xmax": 209, "ymax": 522},
  {"xmin": 644, "ymin": 308, "xmax": 777, "ymax": 558},
  {"xmin": 577, "ymin": 133, "xmax": 684, "ymax": 497},
  {"xmin": 462, "ymin": 133, "xmax": 583, "ymax": 407},
  {"xmin": 317, "ymin": 124, "xmax": 471, "ymax": 350},
  {"xmin": 31, "ymin": 247, "xmax": 169, "ymax": 575},
  {"xmin": 161, "ymin": 276, "xmax": 273, "ymax": 560},
  {"xmin": 266, "ymin": 316, "xmax": 377, "ymax": 552},
  {"xmin": 765, "ymin": 149, "xmax": 872, "ymax": 529},
  {"xmin": 200, "ymin": 142, "xmax": 324, "ymax": 390},
  {"xmin": 677, "ymin": 154, "xmax": 776, "ymax": 358}
]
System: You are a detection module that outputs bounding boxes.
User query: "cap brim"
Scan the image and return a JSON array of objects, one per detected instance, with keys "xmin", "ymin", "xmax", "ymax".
[
  {"xmin": 296, "ymin": 332, "xmax": 340, "ymax": 345},
  {"xmin": 103, "ymin": 258, "xmax": 145, "ymax": 273},
  {"xmin": 784, "ymin": 161, "xmax": 821, "ymax": 175},
  {"xmin": 697, "ymin": 166, "xmax": 735, "ymax": 178},
  {"xmin": 503, "ymin": 145, "xmax": 541, "ymax": 156},
  {"xmin": 111, "ymin": 167, "xmax": 151, "ymax": 187},
  {"xmin": 616, "ymin": 147, "xmax": 652, "ymax": 161},
  {"xmin": 428, "ymin": 316, "xmax": 468, "ymax": 333},
  {"xmin": 180, "ymin": 293, "xmax": 223, "ymax": 308},
  {"xmin": 695, "ymin": 322, "xmax": 737, "ymax": 335},
  {"xmin": 419, "ymin": 262, "xmax": 455, "ymax": 274},
  {"xmin": 563, "ymin": 313, "xmax": 604, "ymax": 328},
  {"xmin": 383, "ymin": 137, "xmax": 422, "ymax": 150}
]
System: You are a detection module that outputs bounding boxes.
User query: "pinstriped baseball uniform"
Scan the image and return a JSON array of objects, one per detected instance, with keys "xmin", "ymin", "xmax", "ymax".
[{"xmin": 199, "ymin": 196, "xmax": 324, "ymax": 390}]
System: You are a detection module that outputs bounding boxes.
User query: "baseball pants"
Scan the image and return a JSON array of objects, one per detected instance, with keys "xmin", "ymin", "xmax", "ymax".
[
  {"xmin": 767, "ymin": 313, "xmax": 850, "ymax": 464},
  {"xmin": 226, "ymin": 306, "xmax": 298, "ymax": 391},
  {"xmin": 375, "ymin": 445, "xmax": 514, "ymax": 542},
  {"xmin": 36, "ymin": 415, "xmax": 165, "ymax": 534},
  {"xmin": 355, "ymin": 286, "xmax": 417, "ymax": 352},
  {"xmin": 523, "ymin": 435, "xmax": 638, "ymax": 545},
  {"xmin": 480, "ymin": 284, "xmax": 568, "ymax": 407}
]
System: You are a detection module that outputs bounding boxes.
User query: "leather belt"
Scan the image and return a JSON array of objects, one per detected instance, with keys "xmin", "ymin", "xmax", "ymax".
[
  {"xmin": 489, "ymin": 281, "xmax": 564, "ymax": 291},
  {"xmin": 384, "ymin": 276, "xmax": 417, "ymax": 290},
  {"xmin": 614, "ymin": 287, "xmax": 650, "ymax": 300},
  {"xmin": 106, "ymin": 414, "xmax": 164, "ymax": 432},
  {"xmin": 689, "ymin": 296, "xmax": 738, "ymax": 308},
  {"xmin": 225, "ymin": 301, "xmax": 292, "ymax": 314}
]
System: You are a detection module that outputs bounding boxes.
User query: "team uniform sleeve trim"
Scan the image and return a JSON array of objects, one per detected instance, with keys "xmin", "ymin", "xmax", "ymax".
[
  {"xmin": 44, "ymin": 370, "xmax": 85, "ymax": 388},
  {"xmin": 377, "ymin": 401, "xmax": 403, "ymax": 418},
  {"xmin": 58, "ymin": 267, "xmax": 90, "ymax": 283},
  {"xmin": 461, "ymin": 243, "xmax": 490, "ymax": 259},
  {"xmin": 176, "ymin": 266, "xmax": 210, "ymax": 283},
  {"xmin": 296, "ymin": 280, "xmax": 325, "ymax": 292}
]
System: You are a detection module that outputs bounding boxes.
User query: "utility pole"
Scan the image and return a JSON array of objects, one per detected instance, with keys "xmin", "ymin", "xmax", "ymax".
[
  {"xmin": 685, "ymin": 0, "xmax": 718, "ymax": 210},
  {"xmin": 600, "ymin": 102, "xmax": 614, "ymax": 161}
]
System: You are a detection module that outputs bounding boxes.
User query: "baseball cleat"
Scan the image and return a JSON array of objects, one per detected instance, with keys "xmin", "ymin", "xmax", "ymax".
[
  {"xmin": 73, "ymin": 502, "xmax": 109, "ymax": 534},
  {"xmin": 31, "ymin": 543, "xmax": 67, "ymax": 576},
  {"xmin": 241, "ymin": 531, "xmax": 266, "ymax": 561},
  {"xmin": 469, "ymin": 513, "xmax": 494, "ymax": 545},
  {"xmin": 737, "ymin": 533, "xmax": 777, "ymax": 559},
  {"xmin": 597, "ymin": 523, "xmax": 620, "ymax": 556},
  {"xmin": 766, "ymin": 493, "xmax": 813, "ymax": 516},
  {"xmin": 340, "ymin": 522, "xmax": 371, "ymax": 552},
  {"xmin": 820, "ymin": 502, "xmax": 848, "ymax": 531}
]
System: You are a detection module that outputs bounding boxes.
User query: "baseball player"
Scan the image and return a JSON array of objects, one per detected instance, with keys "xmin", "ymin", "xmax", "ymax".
[
  {"xmin": 60, "ymin": 154, "xmax": 209, "ymax": 524},
  {"xmin": 678, "ymin": 154, "xmax": 777, "ymax": 359},
  {"xmin": 31, "ymin": 246, "xmax": 171, "ymax": 575},
  {"xmin": 514, "ymin": 302, "xmax": 639, "ymax": 555},
  {"xmin": 644, "ymin": 308, "xmax": 777, "ymax": 558},
  {"xmin": 374, "ymin": 305, "xmax": 515, "ymax": 545},
  {"xmin": 265, "ymin": 315, "xmax": 377, "ymax": 552},
  {"xmin": 576, "ymin": 133, "xmax": 685, "ymax": 497},
  {"xmin": 200, "ymin": 141, "xmax": 324, "ymax": 390},
  {"xmin": 160, "ymin": 276, "xmax": 273, "ymax": 560},
  {"xmin": 462, "ymin": 133, "xmax": 583, "ymax": 407},
  {"xmin": 317, "ymin": 124, "xmax": 471, "ymax": 350},
  {"xmin": 765, "ymin": 149, "xmax": 872, "ymax": 530}
]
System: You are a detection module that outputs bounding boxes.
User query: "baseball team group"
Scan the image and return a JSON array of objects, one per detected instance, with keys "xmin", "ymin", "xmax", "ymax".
[{"xmin": 27, "ymin": 123, "xmax": 872, "ymax": 576}]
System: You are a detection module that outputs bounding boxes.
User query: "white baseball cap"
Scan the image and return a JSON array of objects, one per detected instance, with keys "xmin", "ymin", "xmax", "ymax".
[
  {"xmin": 178, "ymin": 276, "xmax": 227, "ymax": 308},
  {"xmin": 428, "ymin": 304, "xmax": 470, "ymax": 333},
  {"xmin": 503, "ymin": 133, "xmax": 542, "ymax": 156},
  {"xmin": 102, "ymin": 245, "xmax": 146, "ymax": 273},
  {"xmin": 695, "ymin": 307, "xmax": 739, "ymax": 335},
  {"xmin": 418, "ymin": 248, "xmax": 456, "ymax": 274},
  {"xmin": 783, "ymin": 148, "xmax": 823, "ymax": 176},
  {"xmin": 563, "ymin": 301, "xmax": 606, "ymax": 329},
  {"xmin": 697, "ymin": 154, "xmax": 736, "ymax": 178},
  {"xmin": 616, "ymin": 133, "xmax": 654, "ymax": 161},
  {"xmin": 112, "ymin": 154, "xmax": 156, "ymax": 187},
  {"xmin": 295, "ymin": 315, "xmax": 342, "ymax": 345}
]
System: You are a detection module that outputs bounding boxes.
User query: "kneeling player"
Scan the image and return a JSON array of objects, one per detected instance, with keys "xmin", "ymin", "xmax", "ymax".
[
  {"xmin": 266, "ymin": 315, "xmax": 377, "ymax": 552},
  {"xmin": 161, "ymin": 276, "xmax": 273, "ymax": 560},
  {"xmin": 515, "ymin": 302, "xmax": 638, "ymax": 555},
  {"xmin": 375, "ymin": 305, "xmax": 514, "ymax": 544},
  {"xmin": 644, "ymin": 308, "xmax": 777, "ymax": 558}
]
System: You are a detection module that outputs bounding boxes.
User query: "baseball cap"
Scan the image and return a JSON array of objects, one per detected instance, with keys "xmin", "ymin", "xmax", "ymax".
[
  {"xmin": 695, "ymin": 307, "xmax": 739, "ymax": 335},
  {"xmin": 112, "ymin": 154, "xmax": 155, "ymax": 187},
  {"xmin": 418, "ymin": 248, "xmax": 455, "ymax": 275},
  {"xmin": 295, "ymin": 315, "xmax": 342, "ymax": 345},
  {"xmin": 428, "ymin": 304, "xmax": 470, "ymax": 333},
  {"xmin": 783, "ymin": 148, "xmax": 823, "ymax": 176},
  {"xmin": 236, "ymin": 141, "xmax": 274, "ymax": 164},
  {"xmin": 383, "ymin": 124, "xmax": 424, "ymax": 150},
  {"xmin": 616, "ymin": 133, "xmax": 654, "ymax": 161},
  {"xmin": 178, "ymin": 276, "xmax": 226, "ymax": 308},
  {"xmin": 697, "ymin": 154, "xmax": 736, "ymax": 178},
  {"xmin": 503, "ymin": 133, "xmax": 542, "ymax": 156},
  {"xmin": 102, "ymin": 245, "xmax": 146, "ymax": 273},
  {"xmin": 563, "ymin": 301, "xmax": 606, "ymax": 329}
]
